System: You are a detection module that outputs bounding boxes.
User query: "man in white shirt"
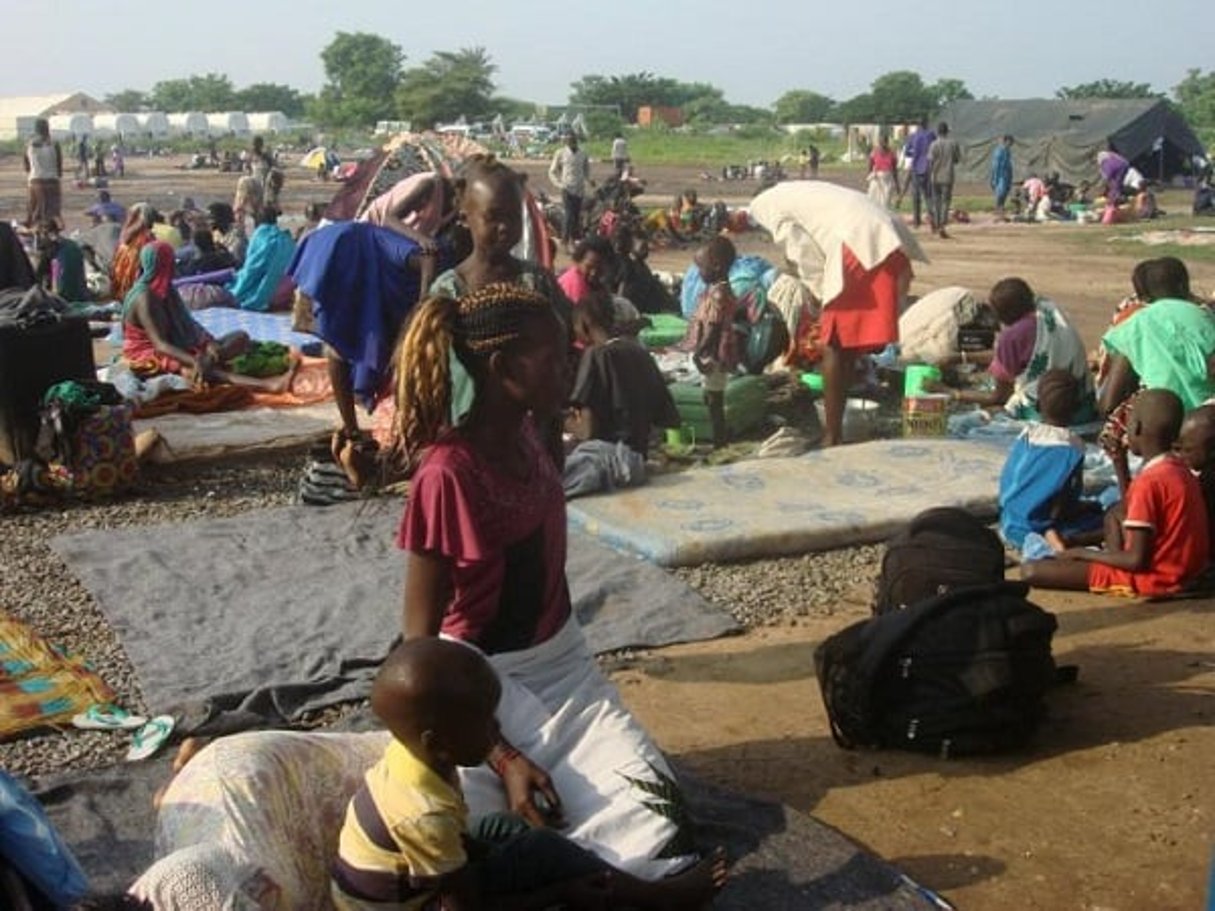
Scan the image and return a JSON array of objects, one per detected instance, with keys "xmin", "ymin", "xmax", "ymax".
[
  {"xmin": 549, "ymin": 135, "xmax": 591, "ymax": 248},
  {"xmin": 611, "ymin": 133, "xmax": 629, "ymax": 177}
]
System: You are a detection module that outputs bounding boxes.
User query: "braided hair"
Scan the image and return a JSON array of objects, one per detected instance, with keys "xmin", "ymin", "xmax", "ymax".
[{"xmin": 394, "ymin": 282, "xmax": 555, "ymax": 464}]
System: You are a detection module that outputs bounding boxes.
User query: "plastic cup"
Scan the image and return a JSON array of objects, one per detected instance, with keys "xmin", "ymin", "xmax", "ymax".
[{"xmin": 904, "ymin": 364, "xmax": 942, "ymax": 397}]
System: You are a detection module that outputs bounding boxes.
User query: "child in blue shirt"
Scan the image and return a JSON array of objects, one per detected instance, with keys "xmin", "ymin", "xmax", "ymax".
[{"xmin": 1000, "ymin": 369, "xmax": 1103, "ymax": 554}]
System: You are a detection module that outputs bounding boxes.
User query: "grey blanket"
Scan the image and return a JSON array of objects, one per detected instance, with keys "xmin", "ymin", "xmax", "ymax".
[
  {"xmin": 35, "ymin": 736, "xmax": 932, "ymax": 910},
  {"xmin": 51, "ymin": 501, "xmax": 738, "ymax": 725}
]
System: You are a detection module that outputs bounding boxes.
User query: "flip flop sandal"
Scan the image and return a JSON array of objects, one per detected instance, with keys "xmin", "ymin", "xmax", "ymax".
[
  {"xmin": 126, "ymin": 715, "xmax": 176, "ymax": 762},
  {"xmin": 71, "ymin": 704, "xmax": 148, "ymax": 731}
]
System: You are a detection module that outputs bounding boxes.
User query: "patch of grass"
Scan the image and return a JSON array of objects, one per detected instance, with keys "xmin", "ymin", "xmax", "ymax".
[
  {"xmin": 580, "ymin": 129, "xmax": 853, "ymax": 169},
  {"xmin": 1060, "ymin": 217, "xmax": 1215, "ymax": 262}
]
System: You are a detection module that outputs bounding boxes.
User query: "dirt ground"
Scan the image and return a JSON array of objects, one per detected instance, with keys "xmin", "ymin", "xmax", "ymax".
[{"xmin": 2, "ymin": 155, "xmax": 1213, "ymax": 910}]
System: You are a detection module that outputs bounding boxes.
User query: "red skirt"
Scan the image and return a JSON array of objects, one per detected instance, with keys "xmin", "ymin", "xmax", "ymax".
[{"xmin": 819, "ymin": 247, "xmax": 910, "ymax": 351}]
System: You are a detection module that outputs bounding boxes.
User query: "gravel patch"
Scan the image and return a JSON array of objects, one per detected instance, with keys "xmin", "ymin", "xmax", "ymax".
[
  {"xmin": 673, "ymin": 545, "xmax": 882, "ymax": 627},
  {"xmin": 3, "ymin": 450, "xmax": 886, "ymax": 779},
  {"xmin": 0, "ymin": 454, "xmax": 301, "ymax": 778}
]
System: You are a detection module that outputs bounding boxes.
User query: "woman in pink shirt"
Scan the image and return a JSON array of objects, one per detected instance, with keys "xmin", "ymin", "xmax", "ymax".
[
  {"xmin": 556, "ymin": 236, "xmax": 614, "ymax": 305},
  {"xmin": 866, "ymin": 135, "xmax": 901, "ymax": 210}
]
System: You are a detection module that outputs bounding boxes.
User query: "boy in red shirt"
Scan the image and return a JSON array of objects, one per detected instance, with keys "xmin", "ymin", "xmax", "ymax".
[{"xmin": 1023, "ymin": 389, "xmax": 1210, "ymax": 596}]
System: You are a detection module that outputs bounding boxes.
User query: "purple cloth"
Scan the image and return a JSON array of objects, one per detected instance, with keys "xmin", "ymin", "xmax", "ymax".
[
  {"xmin": 85, "ymin": 201, "xmax": 125, "ymax": 223},
  {"xmin": 903, "ymin": 130, "xmax": 936, "ymax": 175},
  {"xmin": 173, "ymin": 268, "xmax": 236, "ymax": 288},
  {"xmin": 1099, "ymin": 151, "xmax": 1130, "ymax": 201},
  {"xmin": 991, "ymin": 312, "xmax": 1037, "ymax": 383}
]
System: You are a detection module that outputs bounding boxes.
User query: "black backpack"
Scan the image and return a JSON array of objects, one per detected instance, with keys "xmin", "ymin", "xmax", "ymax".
[
  {"xmin": 815, "ymin": 581, "xmax": 1068, "ymax": 758},
  {"xmin": 874, "ymin": 507, "xmax": 1006, "ymax": 614}
]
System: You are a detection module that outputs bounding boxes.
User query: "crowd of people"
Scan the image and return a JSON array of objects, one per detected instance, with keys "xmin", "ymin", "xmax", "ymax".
[{"xmin": 7, "ymin": 118, "xmax": 1215, "ymax": 909}]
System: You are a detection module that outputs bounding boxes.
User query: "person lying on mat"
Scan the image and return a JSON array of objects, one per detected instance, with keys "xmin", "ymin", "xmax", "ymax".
[
  {"xmin": 331, "ymin": 638, "xmax": 726, "ymax": 911},
  {"xmin": 393, "ymin": 282, "xmax": 703, "ymax": 883},
  {"xmin": 1022, "ymin": 389, "xmax": 1210, "ymax": 596},
  {"xmin": 122, "ymin": 241, "xmax": 296, "ymax": 393},
  {"xmin": 569, "ymin": 291, "xmax": 679, "ymax": 458}
]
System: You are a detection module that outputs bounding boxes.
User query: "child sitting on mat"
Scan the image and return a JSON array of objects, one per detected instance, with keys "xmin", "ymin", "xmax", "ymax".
[
  {"xmin": 689, "ymin": 236, "xmax": 740, "ymax": 449},
  {"xmin": 331, "ymin": 638, "xmax": 726, "ymax": 911},
  {"xmin": 999, "ymin": 369, "xmax": 1104, "ymax": 556},
  {"xmin": 1022, "ymin": 389, "xmax": 1210, "ymax": 596}
]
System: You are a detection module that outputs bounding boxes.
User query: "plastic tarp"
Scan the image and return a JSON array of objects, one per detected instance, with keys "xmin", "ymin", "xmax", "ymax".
[{"xmin": 939, "ymin": 99, "xmax": 1205, "ymax": 184}]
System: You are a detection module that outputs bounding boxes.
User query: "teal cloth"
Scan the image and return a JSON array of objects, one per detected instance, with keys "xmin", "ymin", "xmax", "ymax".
[
  {"xmin": 227, "ymin": 224, "xmax": 295, "ymax": 312},
  {"xmin": 1102, "ymin": 298, "xmax": 1215, "ymax": 411},
  {"xmin": 53, "ymin": 239, "xmax": 89, "ymax": 302}
]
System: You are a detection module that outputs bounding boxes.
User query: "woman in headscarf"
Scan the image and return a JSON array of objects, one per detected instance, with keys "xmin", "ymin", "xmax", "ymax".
[
  {"xmin": 0, "ymin": 222, "xmax": 36, "ymax": 291},
  {"xmin": 122, "ymin": 242, "xmax": 295, "ymax": 391},
  {"xmin": 110, "ymin": 203, "xmax": 157, "ymax": 301},
  {"xmin": 227, "ymin": 206, "xmax": 295, "ymax": 311}
]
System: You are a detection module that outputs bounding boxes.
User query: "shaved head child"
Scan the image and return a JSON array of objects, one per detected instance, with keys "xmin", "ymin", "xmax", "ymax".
[
  {"xmin": 332, "ymin": 639, "xmax": 726, "ymax": 910},
  {"xmin": 1023, "ymin": 389, "xmax": 1210, "ymax": 595},
  {"xmin": 1178, "ymin": 403, "xmax": 1215, "ymax": 562}
]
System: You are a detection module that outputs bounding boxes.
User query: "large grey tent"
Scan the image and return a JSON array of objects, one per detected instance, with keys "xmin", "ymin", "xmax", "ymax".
[{"xmin": 939, "ymin": 98, "xmax": 1205, "ymax": 184}]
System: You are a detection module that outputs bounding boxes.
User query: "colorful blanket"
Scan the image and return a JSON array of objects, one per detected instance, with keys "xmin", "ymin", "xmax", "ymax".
[{"xmin": 0, "ymin": 612, "xmax": 114, "ymax": 740}]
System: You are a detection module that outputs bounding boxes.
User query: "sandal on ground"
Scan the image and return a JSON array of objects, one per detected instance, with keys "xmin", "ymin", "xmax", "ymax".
[
  {"xmin": 126, "ymin": 715, "xmax": 176, "ymax": 762},
  {"xmin": 71, "ymin": 703, "xmax": 148, "ymax": 731}
]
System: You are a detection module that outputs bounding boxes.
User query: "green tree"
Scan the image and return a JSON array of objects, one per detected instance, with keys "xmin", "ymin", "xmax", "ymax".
[
  {"xmin": 772, "ymin": 90, "xmax": 835, "ymax": 124},
  {"xmin": 1175, "ymin": 68, "xmax": 1215, "ymax": 130},
  {"xmin": 235, "ymin": 83, "xmax": 306, "ymax": 118},
  {"xmin": 396, "ymin": 47, "xmax": 497, "ymax": 128},
  {"xmin": 148, "ymin": 73, "xmax": 235, "ymax": 111},
  {"xmin": 929, "ymin": 78, "xmax": 973, "ymax": 108},
  {"xmin": 315, "ymin": 31, "xmax": 404, "ymax": 128},
  {"xmin": 569, "ymin": 73, "xmax": 722, "ymax": 123},
  {"xmin": 869, "ymin": 71, "xmax": 936, "ymax": 122},
  {"xmin": 1056, "ymin": 79, "xmax": 1161, "ymax": 100},
  {"xmin": 105, "ymin": 89, "xmax": 147, "ymax": 112},
  {"xmin": 833, "ymin": 93, "xmax": 876, "ymax": 124}
]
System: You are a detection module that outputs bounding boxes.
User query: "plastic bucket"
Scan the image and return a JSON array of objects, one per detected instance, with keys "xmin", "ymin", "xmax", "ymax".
[
  {"xmin": 904, "ymin": 364, "xmax": 942, "ymax": 397},
  {"xmin": 665, "ymin": 424, "xmax": 696, "ymax": 448}
]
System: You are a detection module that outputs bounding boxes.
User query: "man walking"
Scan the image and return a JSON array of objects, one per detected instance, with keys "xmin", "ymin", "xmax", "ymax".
[
  {"xmin": 991, "ymin": 134, "xmax": 1014, "ymax": 220},
  {"xmin": 901, "ymin": 117, "xmax": 936, "ymax": 229},
  {"xmin": 928, "ymin": 122, "xmax": 961, "ymax": 238},
  {"xmin": 549, "ymin": 134, "xmax": 591, "ymax": 250}
]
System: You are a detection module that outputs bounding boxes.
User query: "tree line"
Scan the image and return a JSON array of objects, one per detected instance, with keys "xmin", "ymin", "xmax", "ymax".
[{"xmin": 102, "ymin": 31, "xmax": 1215, "ymax": 137}]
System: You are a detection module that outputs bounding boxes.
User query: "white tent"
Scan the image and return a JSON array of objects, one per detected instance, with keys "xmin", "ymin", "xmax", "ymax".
[
  {"xmin": 48, "ymin": 113, "xmax": 94, "ymax": 139},
  {"xmin": 247, "ymin": 111, "xmax": 288, "ymax": 133},
  {"xmin": 139, "ymin": 112, "xmax": 170, "ymax": 137},
  {"xmin": 168, "ymin": 112, "xmax": 209, "ymax": 136},
  {"xmin": 206, "ymin": 111, "xmax": 250, "ymax": 136},
  {"xmin": 92, "ymin": 113, "xmax": 141, "ymax": 138}
]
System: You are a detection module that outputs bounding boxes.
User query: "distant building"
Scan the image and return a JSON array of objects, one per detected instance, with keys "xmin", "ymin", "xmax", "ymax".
[
  {"xmin": 636, "ymin": 106, "xmax": 684, "ymax": 129},
  {"xmin": 0, "ymin": 92, "xmax": 109, "ymax": 140}
]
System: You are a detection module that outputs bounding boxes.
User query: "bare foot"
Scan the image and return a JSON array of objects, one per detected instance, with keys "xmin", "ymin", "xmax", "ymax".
[
  {"xmin": 267, "ymin": 356, "xmax": 300, "ymax": 394},
  {"xmin": 647, "ymin": 848, "xmax": 728, "ymax": 909}
]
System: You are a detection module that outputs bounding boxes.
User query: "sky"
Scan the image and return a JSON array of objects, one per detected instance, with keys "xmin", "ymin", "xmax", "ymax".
[{"xmin": 3, "ymin": 0, "xmax": 1210, "ymax": 107}]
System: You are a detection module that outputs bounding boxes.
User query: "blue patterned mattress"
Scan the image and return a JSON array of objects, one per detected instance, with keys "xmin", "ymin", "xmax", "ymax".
[{"xmin": 567, "ymin": 438, "xmax": 1013, "ymax": 566}]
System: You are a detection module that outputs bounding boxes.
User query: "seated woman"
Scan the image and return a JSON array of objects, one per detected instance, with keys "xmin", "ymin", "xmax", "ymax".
[
  {"xmin": 181, "ymin": 224, "xmax": 238, "ymax": 277},
  {"xmin": 557, "ymin": 235, "xmax": 615, "ymax": 306},
  {"xmin": 394, "ymin": 283, "xmax": 697, "ymax": 881},
  {"xmin": 33, "ymin": 220, "xmax": 89, "ymax": 301},
  {"xmin": 227, "ymin": 207, "xmax": 295, "ymax": 312},
  {"xmin": 569, "ymin": 292, "xmax": 680, "ymax": 458},
  {"xmin": 1098, "ymin": 257, "xmax": 1215, "ymax": 492},
  {"xmin": 110, "ymin": 203, "xmax": 156, "ymax": 301},
  {"xmin": 936, "ymin": 277, "xmax": 1094, "ymax": 422},
  {"xmin": 123, "ymin": 242, "xmax": 295, "ymax": 392},
  {"xmin": 207, "ymin": 202, "xmax": 247, "ymax": 266},
  {"xmin": 610, "ymin": 225, "xmax": 678, "ymax": 315}
]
